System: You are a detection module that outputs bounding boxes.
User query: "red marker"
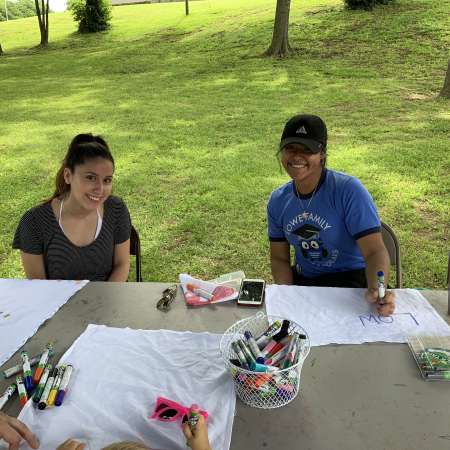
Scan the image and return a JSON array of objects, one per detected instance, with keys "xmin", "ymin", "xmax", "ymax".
[{"xmin": 16, "ymin": 376, "xmax": 28, "ymax": 407}]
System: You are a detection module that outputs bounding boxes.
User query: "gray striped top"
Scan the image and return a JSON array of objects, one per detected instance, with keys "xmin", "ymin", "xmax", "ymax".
[{"xmin": 13, "ymin": 196, "xmax": 131, "ymax": 281}]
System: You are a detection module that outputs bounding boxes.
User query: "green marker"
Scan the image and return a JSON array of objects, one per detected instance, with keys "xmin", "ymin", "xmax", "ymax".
[{"xmin": 33, "ymin": 363, "xmax": 52, "ymax": 404}]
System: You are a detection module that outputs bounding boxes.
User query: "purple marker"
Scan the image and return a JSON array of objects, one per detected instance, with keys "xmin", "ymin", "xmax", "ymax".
[
  {"xmin": 21, "ymin": 351, "xmax": 34, "ymax": 393},
  {"xmin": 55, "ymin": 364, "xmax": 73, "ymax": 406}
]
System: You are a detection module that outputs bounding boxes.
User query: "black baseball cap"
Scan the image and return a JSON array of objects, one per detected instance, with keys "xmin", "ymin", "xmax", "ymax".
[{"xmin": 279, "ymin": 114, "xmax": 327, "ymax": 153}]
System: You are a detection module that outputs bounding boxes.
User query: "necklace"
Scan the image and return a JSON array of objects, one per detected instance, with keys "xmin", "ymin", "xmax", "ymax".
[{"xmin": 294, "ymin": 181, "xmax": 318, "ymax": 219}]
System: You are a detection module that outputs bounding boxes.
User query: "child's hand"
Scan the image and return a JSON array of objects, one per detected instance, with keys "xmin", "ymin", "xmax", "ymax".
[
  {"xmin": 365, "ymin": 288, "xmax": 396, "ymax": 316},
  {"xmin": 182, "ymin": 414, "xmax": 212, "ymax": 450},
  {"xmin": 56, "ymin": 439, "xmax": 86, "ymax": 450},
  {"xmin": 0, "ymin": 411, "xmax": 39, "ymax": 450}
]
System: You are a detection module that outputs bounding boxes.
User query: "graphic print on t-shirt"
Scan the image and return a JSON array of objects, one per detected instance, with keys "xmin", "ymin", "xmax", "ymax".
[{"xmin": 287, "ymin": 214, "xmax": 339, "ymax": 269}]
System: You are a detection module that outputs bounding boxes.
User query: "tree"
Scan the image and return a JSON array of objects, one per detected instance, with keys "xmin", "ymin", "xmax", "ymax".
[
  {"xmin": 69, "ymin": 0, "xmax": 111, "ymax": 33},
  {"xmin": 439, "ymin": 60, "xmax": 450, "ymax": 98},
  {"xmin": 34, "ymin": 0, "xmax": 49, "ymax": 46},
  {"xmin": 265, "ymin": 0, "xmax": 292, "ymax": 58}
]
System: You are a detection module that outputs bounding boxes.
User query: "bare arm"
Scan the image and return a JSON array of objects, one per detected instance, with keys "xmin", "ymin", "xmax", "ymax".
[
  {"xmin": 20, "ymin": 252, "xmax": 46, "ymax": 279},
  {"xmin": 357, "ymin": 232, "xmax": 395, "ymax": 316},
  {"xmin": 108, "ymin": 239, "xmax": 130, "ymax": 282},
  {"xmin": 270, "ymin": 241, "xmax": 293, "ymax": 285}
]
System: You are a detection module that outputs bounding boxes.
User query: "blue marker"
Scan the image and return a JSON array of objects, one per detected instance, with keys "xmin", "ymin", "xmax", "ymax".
[
  {"xmin": 377, "ymin": 271, "xmax": 386, "ymax": 304},
  {"xmin": 21, "ymin": 351, "xmax": 34, "ymax": 393}
]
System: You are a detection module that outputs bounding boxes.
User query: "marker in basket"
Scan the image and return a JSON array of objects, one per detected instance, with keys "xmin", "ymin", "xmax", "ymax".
[
  {"xmin": 261, "ymin": 335, "xmax": 291, "ymax": 358},
  {"xmin": 33, "ymin": 364, "xmax": 52, "ymax": 404},
  {"xmin": 231, "ymin": 342, "xmax": 249, "ymax": 370},
  {"xmin": 377, "ymin": 271, "xmax": 386, "ymax": 305},
  {"xmin": 186, "ymin": 283, "xmax": 213, "ymax": 300},
  {"xmin": 272, "ymin": 320, "xmax": 290, "ymax": 342},
  {"xmin": 47, "ymin": 366, "xmax": 65, "ymax": 407},
  {"xmin": 255, "ymin": 321, "xmax": 282, "ymax": 348},
  {"xmin": 282, "ymin": 333, "xmax": 300, "ymax": 369},
  {"xmin": 265, "ymin": 344, "xmax": 291, "ymax": 366},
  {"xmin": 3, "ymin": 354, "xmax": 41, "ymax": 379},
  {"xmin": 20, "ymin": 351, "xmax": 34, "ymax": 393},
  {"xmin": 33, "ymin": 342, "xmax": 53, "ymax": 385},
  {"xmin": 244, "ymin": 331, "xmax": 264, "ymax": 360},
  {"xmin": 0, "ymin": 383, "xmax": 16, "ymax": 411},
  {"xmin": 55, "ymin": 364, "xmax": 73, "ymax": 406},
  {"xmin": 16, "ymin": 376, "xmax": 28, "ymax": 407},
  {"xmin": 38, "ymin": 368, "xmax": 58, "ymax": 410},
  {"xmin": 238, "ymin": 340, "xmax": 256, "ymax": 365}
]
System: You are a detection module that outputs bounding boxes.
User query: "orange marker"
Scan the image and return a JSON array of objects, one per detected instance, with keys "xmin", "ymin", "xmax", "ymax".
[
  {"xmin": 33, "ymin": 342, "xmax": 53, "ymax": 385},
  {"xmin": 16, "ymin": 376, "xmax": 28, "ymax": 407}
]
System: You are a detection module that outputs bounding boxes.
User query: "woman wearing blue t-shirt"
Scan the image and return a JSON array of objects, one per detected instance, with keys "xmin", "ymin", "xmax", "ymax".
[{"xmin": 268, "ymin": 114, "xmax": 395, "ymax": 315}]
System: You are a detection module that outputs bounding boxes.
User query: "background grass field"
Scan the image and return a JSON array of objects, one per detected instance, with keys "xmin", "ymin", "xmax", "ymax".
[{"xmin": 0, "ymin": 0, "xmax": 449, "ymax": 287}]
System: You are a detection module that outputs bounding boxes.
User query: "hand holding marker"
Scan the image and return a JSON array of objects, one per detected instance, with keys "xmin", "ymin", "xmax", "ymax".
[{"xmin": 377, "ymin": 271, "xmax": 386, "ymax": 305}]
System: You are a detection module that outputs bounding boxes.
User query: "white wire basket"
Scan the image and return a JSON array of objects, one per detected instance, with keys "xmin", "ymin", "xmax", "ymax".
[{"xmin": 220, "ymin": 312, "xmax": 310, "ymax": 409}]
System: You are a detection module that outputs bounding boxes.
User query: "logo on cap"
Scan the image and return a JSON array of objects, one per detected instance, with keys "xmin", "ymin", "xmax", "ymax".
[{"xmin": 296, "ymin": 126, "xmax": 307, "ymax": 135}]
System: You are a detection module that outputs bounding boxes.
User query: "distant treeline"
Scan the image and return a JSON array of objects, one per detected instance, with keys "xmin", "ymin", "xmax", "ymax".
[{"xmin": 0, "ymin": 0, "xmax": 37, "ymax": 21}]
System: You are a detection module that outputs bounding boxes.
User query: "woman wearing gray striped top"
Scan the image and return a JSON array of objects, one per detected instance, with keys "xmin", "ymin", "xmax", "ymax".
[{"xmin": 13, "ymin": 134, "xmax": 131, "ymax": 281}]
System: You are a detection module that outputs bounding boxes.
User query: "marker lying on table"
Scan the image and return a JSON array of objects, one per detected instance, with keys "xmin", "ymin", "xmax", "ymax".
[
  {"xmin": 377, "ymin": 271, "xmax": 386, "ymax": 305},
  {"xmin": 16, "ymin": 376, "xmax": 28, "ymax": 407},
  {"xmin": 33, "ymin": 342, "xmax": 54, "ymax": 385},
  {"xmin": 3, "ymin": 354, "xmax": 41, "ymax": 379},
  {"xmin": 21, "ymin": 351, "xmax": 34, "ymax": 393},
  {"xmin": 0, "ymin": 384, "xmax": 16, "ymax": 411},
  {"xmin": 47, "ymin": 365, "xmax": 65, "ymax": 407},
  {"xmin": 55, "ymin": 364, "xmax": 73, "ymax": 406},
  {"xmin": 33, "ymin": 364, "xmax": 52, "ymax": 404},
  {"xmin": 38, "ymin": 368, "xmax": 58, "ymax": 410}
]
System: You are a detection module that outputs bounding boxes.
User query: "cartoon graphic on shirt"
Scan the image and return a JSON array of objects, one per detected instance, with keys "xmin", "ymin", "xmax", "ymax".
[{"xmin": 292, "ymin": 224, "xmax": 330, "ymax": 262}]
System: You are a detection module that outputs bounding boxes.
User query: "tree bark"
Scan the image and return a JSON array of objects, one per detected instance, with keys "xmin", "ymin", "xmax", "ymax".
[
  {"xmin": 439, "ymin": 60, "xmax": 450, "ymax": 98},
  {"xmin": 265, "ymin": 0, "xmax": 292, "ymax": 57},
  {"xmin": 0, "ymin": 43, "xmax": 3, "ymax": 56},
  {"xmin": 34, "ymin": 0, "xmax": 49, "ymax": 47}
]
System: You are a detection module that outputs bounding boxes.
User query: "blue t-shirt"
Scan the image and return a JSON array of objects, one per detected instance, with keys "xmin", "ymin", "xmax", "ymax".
[{"xmin": 267, "ymin": 169, "xmax": 381, "ymax": 278}]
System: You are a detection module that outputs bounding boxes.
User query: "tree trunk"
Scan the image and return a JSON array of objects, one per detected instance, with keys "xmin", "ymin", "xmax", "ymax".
[
  {"xmin": 34, "ymin": 0, "xmax": 49, "ymax": 47},
  {"xmin": 439, "ymin": 60, "xmax": 450, "ymax": 98},
  {"xmin": 265, "ymin": 0, "xmax": 292, "ymax": 57},
  {"xmin": 0, "ymin": 44, "xmax": 3, "ymax": 56}
]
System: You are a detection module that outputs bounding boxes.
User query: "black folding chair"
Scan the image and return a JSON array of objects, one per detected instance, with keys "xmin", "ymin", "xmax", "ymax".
[
  {"xmin": 130, "ymin": 225, "xmax": 142, "ymax": 282},
  {"xmin": 381, "ymin": 221, "xmax": 402, "ymax": 288}
]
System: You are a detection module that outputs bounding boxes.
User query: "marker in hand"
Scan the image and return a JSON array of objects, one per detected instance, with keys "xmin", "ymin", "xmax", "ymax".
[
  {"xmin": 377, "ymin": 271, "xmax": 386, "ymax": 305},
  {"xmin": 188, "ymin": 404, "xmax": 200, "ymax": 431}
]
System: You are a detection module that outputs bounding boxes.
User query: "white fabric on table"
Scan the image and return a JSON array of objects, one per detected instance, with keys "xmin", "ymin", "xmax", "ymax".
[
  {"xmin": 15, "ymin": 325, "xmax": 235, "ymax": 450},
  {"xmin": 0, "ymin": 279, "xmax": 88, "ymax": 366},
  {"xmin": 266, "ymin": 286, "xmax": 450, "ymax": 346}
]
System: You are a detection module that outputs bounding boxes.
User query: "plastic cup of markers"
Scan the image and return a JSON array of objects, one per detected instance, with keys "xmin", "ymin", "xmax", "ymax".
[{"xmin": 220, "ymin": 312, "xmax": 310, "ymax": 409}]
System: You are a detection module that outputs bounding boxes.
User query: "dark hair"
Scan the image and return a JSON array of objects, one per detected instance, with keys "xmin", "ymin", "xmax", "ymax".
[{"xmin": 47, "ymin": 133, "xmax": 115, "ymax": 202}]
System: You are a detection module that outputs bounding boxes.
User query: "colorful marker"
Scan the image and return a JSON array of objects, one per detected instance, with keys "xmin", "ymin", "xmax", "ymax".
[
  {"xmin": 231, "ymin": 342, "xmax": 249, "ymax": 370},
  {"xmin": 264, "ymin": 344, "xmax": 291, "ymax": 366},
  {"xmin": 0, "ymin": 383, "xmax": 16, "ymax": 410},
  {"xmin": 377, "ymin": 271, "xmax": 386, "ymax": 304},
  {"xmin": 186, "ymin": 283, "xmax": 213, "ymax": 300},
  {"xmin": 47, "ymin": 365, "xmax": 65, "ymax": 407},
  {"xmin": 55, "ymin": 364, "xmax": 73, "ymax": 406},
  {"xmin": 238, "ymin": 339, "xmax": 256, "ymax": 366},
  {"xmin": 272, "ymin": 320, "xmax": 290, "ymax": 342},
  {"xmin": 33, "ymin": 342, "xmax": 53, "ymax": 385},
  {"xmin": 21, "ymin": 351, "xmax": 34, "ymax": 393},
  {"xmin": 188, "ymin": 404, "xmax": 200, "ymax": 430},
  {"xmin": 38, "ymin": 368, "xmax": 58, "ymax": 410},
  {"xmin": 244, "ymin": 331, "xmax": 264, "ymax": 360},
  {"xmin": 282, "ymin": 333, "xmax": 300, "ymax": 369},
  {"xmin": 16, "ymin": 376, "xmax": 28, "ymax": 407},
  {"xmin": 255, "ymin": 321, "xmax": 282, "ymax": 349},
  {"xmin": 3, "ymin": 354, "xmax": 41, "ymax": 379},
  {"xmin": 425, "ymin": 371, "xmax": 450, "ymax": 380},
  {"xmin": 33, "ymin": 364, "xmax": 52, "ymax": 404}
]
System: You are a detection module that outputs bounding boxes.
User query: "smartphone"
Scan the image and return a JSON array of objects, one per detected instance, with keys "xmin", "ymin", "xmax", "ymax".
[{"xmin": 237, "ymin": 279, "xmax": 265, "ymax": 307}]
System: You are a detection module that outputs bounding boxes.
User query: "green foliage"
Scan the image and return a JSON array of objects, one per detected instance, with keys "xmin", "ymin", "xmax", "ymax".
[
  {"xmin": 68, "ymin": 0, "xmax": 112, "ymax": 33},
  {"xmin": 0, "ymin": 0, "xmax": 36, "ymax": 21},
  {"xmin": 344, "ymin": 0, "xmax": 394, "ymax": 10}
]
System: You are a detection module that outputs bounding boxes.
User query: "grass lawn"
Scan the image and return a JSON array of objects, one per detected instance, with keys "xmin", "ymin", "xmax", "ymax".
[{"xmin": 0, "ymin": 0, "xmax": 449, "ymax": 287}]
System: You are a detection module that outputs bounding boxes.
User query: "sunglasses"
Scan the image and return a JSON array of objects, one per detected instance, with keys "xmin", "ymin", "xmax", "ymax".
[
  {"xmin": 156, "ymin": 285, "xmax": 178, "ymax": 311},
  {"xmin": 150, "ymin": 396, "xmax": 208, "ymax": 426}
]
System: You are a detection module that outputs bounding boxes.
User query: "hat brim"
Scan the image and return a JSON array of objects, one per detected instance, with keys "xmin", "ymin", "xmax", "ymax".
[{"xmin": 279, "ymin": 137, "xmax": 323, "ymax": 153}]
